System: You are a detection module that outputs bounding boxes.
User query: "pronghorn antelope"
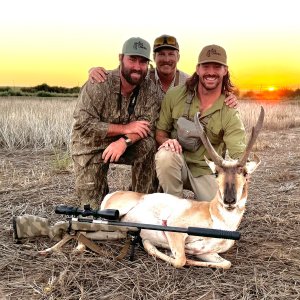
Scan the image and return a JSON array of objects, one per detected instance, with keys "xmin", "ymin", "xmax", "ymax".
[{"xmin": 101, "ymin": 107, "xmax": 265, "ymax": 269}]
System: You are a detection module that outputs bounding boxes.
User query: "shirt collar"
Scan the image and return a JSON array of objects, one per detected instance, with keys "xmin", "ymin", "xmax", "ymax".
[
  {"xmin": 154, "ymin": 68, "xmax": 177, "ymax": 92},
  {"xmin": 192, "ymin": 86, "xmax": 226, "ymax": 117}
]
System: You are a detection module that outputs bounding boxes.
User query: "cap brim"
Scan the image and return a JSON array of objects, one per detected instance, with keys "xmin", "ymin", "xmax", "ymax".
[
  {"xmin": 199, "ymin": 60, "xmax": 227, "ymax": 66},
  {"xmin": 124, "ymin": 53, "xmax": 151, "ymax": 61},
  {"xmin": 153, "ymin": 45, "xmax": 179, "ymax": 52}
]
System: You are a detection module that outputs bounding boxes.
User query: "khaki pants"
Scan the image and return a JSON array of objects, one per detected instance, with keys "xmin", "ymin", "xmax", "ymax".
[
  {"xmin": 155, "ymin": 148, "xmax": 218, "ymax": 201},
  {"xmin": 73, "ymin": 137, "xmax": 158, "ymax": 209}
]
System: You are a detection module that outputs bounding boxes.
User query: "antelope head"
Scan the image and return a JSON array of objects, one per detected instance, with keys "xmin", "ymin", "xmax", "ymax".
[{"xmin": 194, "ymin": 107, "xmax": 265, "ymax": 210}]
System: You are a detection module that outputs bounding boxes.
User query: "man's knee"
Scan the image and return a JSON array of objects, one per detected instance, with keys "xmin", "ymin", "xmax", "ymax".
[
  {"xmin": 73, "ymin": 159, "xmax": 108, "ymax": 208},
  {"xmin": 75, "ymin": 176, "xmax": 104, "ymax": 207},
  {"xmin": 155, "ymin": 148, "xmax": 181, "ymax": 170}
]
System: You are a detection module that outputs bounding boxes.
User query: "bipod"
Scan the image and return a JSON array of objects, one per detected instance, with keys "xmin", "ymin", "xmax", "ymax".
[{"xmin": 129, "ymin": 229, "xmax": 142, "ymax": 261}]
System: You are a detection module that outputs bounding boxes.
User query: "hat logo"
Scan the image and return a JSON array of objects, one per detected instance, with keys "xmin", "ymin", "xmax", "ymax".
[
  {"xmin": 133, "ymin": 41, "xmax": 147, "ymax": 51},
  {"xmin": 206, "ymin": 48, "xmax": 221, "ymax": 57}
]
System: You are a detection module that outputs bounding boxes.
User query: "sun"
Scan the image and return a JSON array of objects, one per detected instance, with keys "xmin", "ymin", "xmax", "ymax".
[{"xmin": 267, "ymin": 86, "xmax": 277, "ymax": 92}]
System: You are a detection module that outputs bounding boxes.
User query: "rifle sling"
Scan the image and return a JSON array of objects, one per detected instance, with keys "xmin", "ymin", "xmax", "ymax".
[
  {"xmin": 77, "ymin": 233, "xmax": 112, "ymax": 257},
  {"xmin": 115, "ymin": 235, "xmax": 131, "ymax": 261}
]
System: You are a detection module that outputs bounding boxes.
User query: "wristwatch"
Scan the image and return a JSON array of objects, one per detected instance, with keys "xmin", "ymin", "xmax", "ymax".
[{"xmin": 122, "ymin": 135, "xmax": 132, "ymax": 147}]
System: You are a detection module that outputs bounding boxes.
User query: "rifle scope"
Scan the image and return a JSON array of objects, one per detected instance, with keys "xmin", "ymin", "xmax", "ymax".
[{"xmin": 55, "ymin": 204, "xmax": 119, "ymax": 220}]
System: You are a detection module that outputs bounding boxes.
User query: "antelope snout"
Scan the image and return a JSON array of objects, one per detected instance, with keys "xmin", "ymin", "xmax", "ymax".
[
  {"xmin": 224, "ymin": 183, "xmax": 236, "ymax": 205},
  {"xmin": 224, "ymin": 194, "xmax": 236, "ymax": 205}
]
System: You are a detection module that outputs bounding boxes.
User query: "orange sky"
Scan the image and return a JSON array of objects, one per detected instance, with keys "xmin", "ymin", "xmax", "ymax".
[{"xmin": 1, "ymin": 0, "xmax": 299, "ymax": 91}]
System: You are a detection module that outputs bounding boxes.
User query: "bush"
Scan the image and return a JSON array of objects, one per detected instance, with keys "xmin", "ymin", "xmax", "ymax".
[
  {"xmin": 1, "ymin": 84, "xmax": 80, "ymax": 97},
  {"xmin": 0, "ymin": 87, "xmax": 11, "ymax": 92}
]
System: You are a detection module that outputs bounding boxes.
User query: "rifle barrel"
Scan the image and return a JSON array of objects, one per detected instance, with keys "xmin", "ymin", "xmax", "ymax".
[{"xmin": 74, "ymin": 218, "xmax": 241, "ymax": 240}]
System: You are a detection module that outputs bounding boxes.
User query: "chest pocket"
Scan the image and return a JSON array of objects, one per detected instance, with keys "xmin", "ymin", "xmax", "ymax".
[{"xmin": 205, "ymin": 112, "xmax": 224, "ymax": 145}]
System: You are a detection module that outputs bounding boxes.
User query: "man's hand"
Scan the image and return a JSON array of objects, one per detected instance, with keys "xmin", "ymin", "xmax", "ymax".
[
  {"xmin": 89, "ymin": 67, "xmax": 108, "ymax": 83},
  {"xmin": 224, "ymin": 93, "xmax": 238, "ymax": 108},
  {"xmin": 102, "ymin": 139, "xmax": 127, "ymax": 163},
  {"xmin": 124, "ymin": 121, "xmax": 151, "ymax": 138},
  {"xmin": 158, "ymin": 139, "xmax": 182, "ymax": 154}
]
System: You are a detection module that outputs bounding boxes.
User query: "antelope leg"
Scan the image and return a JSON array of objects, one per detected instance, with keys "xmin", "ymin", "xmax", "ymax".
[
  {"xmin": 38, "ymin": 233, "xmax": 74, "ymax": 256},
  {"xmin": 143, "ymin": 238, "xmax": 186, "ymax": 268},
  {"xmin": 185, "ymin": 253, "xmax": 231, "ymax": 269}
]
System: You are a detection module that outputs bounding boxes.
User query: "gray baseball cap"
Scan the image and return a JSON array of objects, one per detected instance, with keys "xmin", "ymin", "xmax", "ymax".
[{"xmin": 122, "ymin": 37, "xmax": 151, "ymax": 61}]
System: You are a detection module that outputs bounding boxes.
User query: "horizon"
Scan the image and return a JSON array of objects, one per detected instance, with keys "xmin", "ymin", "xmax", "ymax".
[
  {"xmin": 1, "ymin": 0, "xmax": 299, "ymax": 91},
  {"xmin": 1, "ymin": 82, "xmax": 300, "ymax": 94}
]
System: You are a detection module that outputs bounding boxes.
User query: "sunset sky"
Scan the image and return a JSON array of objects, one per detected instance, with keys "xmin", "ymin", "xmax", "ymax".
[{"xmin": 1, "ymin": 0, "xmax": 299, "ymax": 91}]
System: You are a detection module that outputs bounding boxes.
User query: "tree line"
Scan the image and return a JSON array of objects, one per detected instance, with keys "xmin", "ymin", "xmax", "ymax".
[
  {"xmin": 0, "ymin": 84, "xmax": 80, "ymax": 97},
  {"xmin": 0, "ymin": 83, "xmax": 299, "ymax": 100}
]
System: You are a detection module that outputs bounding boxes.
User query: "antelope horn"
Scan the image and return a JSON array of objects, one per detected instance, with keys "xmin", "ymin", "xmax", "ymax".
[
  {"xmin": 238, "ymin": 106, "xmax": 265, "ymax": 166},
  {"xmin": 194, "ymin": 112, "xmax": 224, "ymax": 166}
]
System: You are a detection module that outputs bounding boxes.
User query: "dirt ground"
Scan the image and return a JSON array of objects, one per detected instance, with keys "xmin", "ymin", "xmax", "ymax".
[{"xmin": 0, "ymin": 128, "xmax": 299, "ymax": 300}]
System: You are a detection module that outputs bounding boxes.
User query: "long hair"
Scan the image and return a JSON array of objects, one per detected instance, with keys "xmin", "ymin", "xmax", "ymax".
[{"xmin": 185, "ymin": 69, "xmax": 235, "ymax": 96}]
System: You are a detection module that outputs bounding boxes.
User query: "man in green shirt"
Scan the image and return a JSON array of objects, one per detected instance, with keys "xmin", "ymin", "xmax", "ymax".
[{"xmin": 155, "ymin": 44, "xmax": 246, "ymax": 201}]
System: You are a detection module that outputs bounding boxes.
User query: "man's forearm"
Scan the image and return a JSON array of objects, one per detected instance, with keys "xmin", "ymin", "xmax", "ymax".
[
  {"xmin": 107, "ymin": 124, "xmax": 142, "ymax": 145},
  {"xmin": 155, "ymin": 129, "xmax": 170, "ymax": 146},
  {"xmin": 106, "ymin": 123, "xmax": 126, "ymax": 137}
]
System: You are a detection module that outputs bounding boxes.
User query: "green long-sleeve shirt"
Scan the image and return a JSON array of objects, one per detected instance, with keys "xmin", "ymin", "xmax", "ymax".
[{"xmin": 156, "ymin": 84, "xmax": 246, "ymax": 177}]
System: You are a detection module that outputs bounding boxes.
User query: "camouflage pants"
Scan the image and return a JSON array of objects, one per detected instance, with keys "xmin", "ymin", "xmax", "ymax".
[{"xmin": 73, "ymin": 137, "xmax": 158, "ymax": 209}]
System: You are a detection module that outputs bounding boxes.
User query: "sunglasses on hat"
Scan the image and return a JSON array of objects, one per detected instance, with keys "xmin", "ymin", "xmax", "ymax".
[{"xmin": 153, "ymin": 35, "xmax": 179, "ymax": 51}]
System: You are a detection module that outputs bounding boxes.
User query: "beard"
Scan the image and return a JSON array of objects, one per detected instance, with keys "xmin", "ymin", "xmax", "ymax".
[
  {"xmin": 120, "ymin": 61, "xmax": 147, "ymax": 86},
  {"xmin": 199, "ymin": 75, "xmax": 222, "ymax": 91}
]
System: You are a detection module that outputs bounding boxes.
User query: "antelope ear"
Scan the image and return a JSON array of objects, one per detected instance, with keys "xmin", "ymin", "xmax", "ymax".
[
  {"xmin": 245, "ymin": 154, "xmax": 261, "ymax": 174},
  {"xmin": 204, "ymin": 156, "xmax": 216, "ymax": 173}
]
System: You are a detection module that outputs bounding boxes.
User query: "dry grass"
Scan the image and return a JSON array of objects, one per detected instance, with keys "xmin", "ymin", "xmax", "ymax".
[
  {"xmin": 1, "ymin": 97, "xmax": 300, "ymax": 150},
  {"xmin": 0, "ymin": 97, "xmax": 76, "ymax": 150},
  {"xmin": 239, "ymin": 100, "xmax": 300, "ymax": 131},
  {"xmin": 0, "ymin": 97, "xmax": 299, "ymax": 299}
]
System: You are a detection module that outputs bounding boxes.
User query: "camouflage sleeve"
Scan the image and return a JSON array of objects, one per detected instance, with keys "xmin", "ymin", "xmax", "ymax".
[
  {"xmin": 137, "ymin": 82, "xmax": 161, "ymax": 136},
  {"xmin": 72, "ymin": 81, "xmax": 109, "ymax": 140}
]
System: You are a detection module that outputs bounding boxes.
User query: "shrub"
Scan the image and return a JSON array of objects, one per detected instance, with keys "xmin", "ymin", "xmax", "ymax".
[{"xmin": 0, "ymin": 87, "xmax": 11, "ymax": 92}]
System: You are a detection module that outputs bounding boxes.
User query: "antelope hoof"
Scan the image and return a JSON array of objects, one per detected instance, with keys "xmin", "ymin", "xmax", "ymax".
[{"xmin": 38, "ymin": 249, "xmax": 53, "ymax": 256}]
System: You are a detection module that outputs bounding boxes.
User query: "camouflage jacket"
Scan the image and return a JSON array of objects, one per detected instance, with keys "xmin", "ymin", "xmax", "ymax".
[{"xmin": 71, "ymin": 68, "xmax": 161, "ymax": 165}]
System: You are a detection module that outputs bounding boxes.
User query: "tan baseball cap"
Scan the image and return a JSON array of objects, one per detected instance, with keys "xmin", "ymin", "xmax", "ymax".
[
  {"xmin": 122, "ymin": 37, "xmax": 151, "ymax": 61},
  {"xmin": 198, "ymin": 44, "xmax": 227, "ymax": 66}
]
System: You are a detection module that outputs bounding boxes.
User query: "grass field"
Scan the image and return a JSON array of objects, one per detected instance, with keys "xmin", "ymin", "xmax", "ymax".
[
  {"xmin": 1, "ymin": 97, "xmax": 300, "ymax": 151},
  {"xmin": 0, "ymin": 97, "xmax": 299, "ymax": 299}
]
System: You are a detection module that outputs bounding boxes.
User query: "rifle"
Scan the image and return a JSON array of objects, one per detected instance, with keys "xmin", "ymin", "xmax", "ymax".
[
  {"xmin": 55, "ymin": 204, "xmax": 241, "ymax": 240},
  {"xmin": 55, "ymin": 204, "xmax": 241, "ymax": 260}
]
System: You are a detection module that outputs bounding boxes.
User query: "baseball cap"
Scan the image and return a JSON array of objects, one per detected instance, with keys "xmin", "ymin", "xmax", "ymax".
[
  {"xmin": 198, "ymin": 44, "xmax": 227, "ymax": 66},
  {"xmin": 122, "ymin": 37, "xmax": 151, "ymax": 61},
  {"xmin": 153, "ymin": 34, "xmax": 179, "ymax": 52}
]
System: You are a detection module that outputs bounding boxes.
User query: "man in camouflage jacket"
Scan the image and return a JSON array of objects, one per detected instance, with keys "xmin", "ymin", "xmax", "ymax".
[{"xmin": 71, "ymin": 37, "xmax": 160, "ymax": 209}]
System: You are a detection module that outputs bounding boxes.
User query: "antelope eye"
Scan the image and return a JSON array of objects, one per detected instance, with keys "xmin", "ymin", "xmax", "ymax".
[
  {"xmin": 214, "ymin": 172, "xmax": 219, "ymax": 178},
  {"xmin": 237, "ymin": 167, "xmax": 244, "ymax": 174},
  {"xmin": 243, "ymin": 170, "xmax": 248, "ymax": 177}
]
